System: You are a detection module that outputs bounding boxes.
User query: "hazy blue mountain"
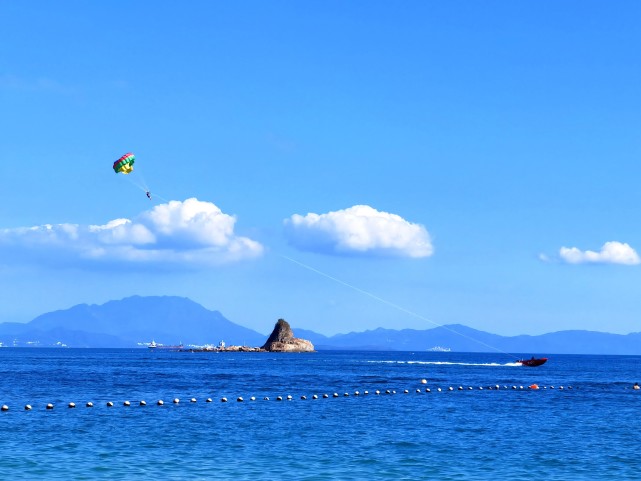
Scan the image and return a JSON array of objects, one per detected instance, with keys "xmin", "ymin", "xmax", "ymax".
[
  {"xmin": 0, "ymin": 296, "xmax": 639, "ymax": 354},
  {"xmin": 0, "ymin": 296, "xmax": 267, "ymax": 348},
  {"xmin": 295, "ymin": 324, "xmax": 641, "ymax": 355}
]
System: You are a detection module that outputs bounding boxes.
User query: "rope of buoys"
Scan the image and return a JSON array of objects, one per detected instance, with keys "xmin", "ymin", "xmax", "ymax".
[{"xmin": 1, "ymin": 382, "xmax": 586, "ymax": 414}]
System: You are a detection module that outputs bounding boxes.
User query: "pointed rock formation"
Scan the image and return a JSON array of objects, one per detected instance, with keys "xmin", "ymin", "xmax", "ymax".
[{"xmin": 261, "ymin": 319, "xmax": 314, "ymax": 352}]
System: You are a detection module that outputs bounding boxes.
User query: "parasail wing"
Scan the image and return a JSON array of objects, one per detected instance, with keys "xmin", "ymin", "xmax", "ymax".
[{"xmin": 113, "ymin": 153, "xmax": 135, "ymax": 174}]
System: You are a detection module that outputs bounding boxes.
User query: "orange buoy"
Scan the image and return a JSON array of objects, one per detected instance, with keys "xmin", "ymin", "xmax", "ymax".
[{"xmin": 529, "ymin": 384, "xmax": 540, "ymax": 390}]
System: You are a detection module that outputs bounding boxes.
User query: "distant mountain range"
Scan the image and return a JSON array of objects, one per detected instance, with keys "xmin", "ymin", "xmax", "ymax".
[{"xmin": 0, "ymin": 296, "xmax": 639, "ymax": 354}]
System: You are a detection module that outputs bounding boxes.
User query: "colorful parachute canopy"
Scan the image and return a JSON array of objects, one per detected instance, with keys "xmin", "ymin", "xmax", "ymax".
[{"xmin": 113, "ymin": 153, "xmax": 135, "ymax": 174}]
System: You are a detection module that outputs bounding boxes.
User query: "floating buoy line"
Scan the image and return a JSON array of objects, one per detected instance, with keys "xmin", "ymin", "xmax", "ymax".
[
  {"xmin": 4, "ymin": 382, "xmax": 639, "ymax": 413},
  {"xmin": 9, "ymin": 382, "xmax": 637, "ymax": 413}
]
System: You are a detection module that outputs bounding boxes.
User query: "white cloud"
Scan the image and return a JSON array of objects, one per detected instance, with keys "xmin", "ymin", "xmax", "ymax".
[
  {"xmin": 559, "ymin": 241, "xmax": 640, "ymax": 265},
  {"xmin": 283, "ymin": 205, "xmax": 433, "ymax": 258},
  {"xmin": 0, "ymin": 198, "xmax": 263, "ymax": 267}
]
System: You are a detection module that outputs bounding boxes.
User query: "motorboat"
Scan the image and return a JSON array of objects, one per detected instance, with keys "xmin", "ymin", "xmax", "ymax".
[{"xmin": 517, "ymin": 357, "xmax": 548, "ymax": 367}]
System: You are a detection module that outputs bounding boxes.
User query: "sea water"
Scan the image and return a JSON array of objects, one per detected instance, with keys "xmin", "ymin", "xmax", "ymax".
[{"xmin": 0, "ymin": 349, "xmax": 639, "ymax": 480}]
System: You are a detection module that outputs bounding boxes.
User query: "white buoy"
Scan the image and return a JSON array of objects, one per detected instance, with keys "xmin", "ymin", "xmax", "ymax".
[
  {"xmin": 421, "ymin": 379, "xmax": 427, "ymax": 384},
  {"xmin": 416, "ymin": 389, "xmax": 421, "ymax": 393},
  {"xmin": 86, "ymin": 402, "xmax": 93, "ymax": 408},
  {"xmin": 344, "ymin": 393, "xmax": 349, "ymax": 397},
  {"xmin": 173, "ymin": 398, "xmax": 180, "ymax": 404},
  {"xmin": 250, "ymin": 397, "xmax": 256, "ymax": 401},
  {"xmin": 323, "ymin": 394, "xmax": 329, "ymax": 398},
  {"xmin": 206, "ymin": 398, "xmax": 212, "ymax": 403},
  {"xmin": 46, "ymin": 403, "xmax": 54, "ymax": 410},
  {"xmin": 301, "ymin": 396, "xmax": 307, "ymax": 400},
  {"xmin": 495, "ymin": 385, "xmax": 500, "ymax": 390},
  {"xmin": 333, "ymin": 393, "xmax": 339, "ymax": 398},
  {"xmin": 140, "ymin": 401, "xmax": 147, "ymax": 406},
  {"xmin": 191, "ymin": 398, "xmax": 197, "ymax": 403},
  {"xmin": 458, "ymin": 386, "xmax": 463, "ymax": 391},
  {"xmin": 437, "ymin": 388, "xmax": 442, "ymax": 392},
  {"xmin": 425, "ymin": 388, "xmax": 431, "ymax": 393},
  {"xmin": 237, "ymin": 397, "xmax": 244, "ymax": 402},
  {"xmin": 375, "ymin": 390, "xmax": 380, "ymax": 395},
  {"xmin": 1, "ymin": 405, "xmax": 8, "ymax": 412},
  {"xmin": 106, "ymin": 402, "xmax": 114, "ymax": 407},
  {"xmin": 519, "ymin": 386, "xmax": 524, "ymax": 390},
  {"xmin": 221, "ymin": 397, "xmax": 228, "ymax": 403},
  {"xmin": 312, "ymin": 394, "xmax": 318, "ymax": 399},
  {"xmin": 479, "ymin": 387, "xmax": 483, "ymax": 390},
  {"xmin": 448, "ymin": 387, "xmax": 453, "ymax": 391},
  {"xmin": 68, "ymin": 402, "xmax": 76, "ymax": 408},
  {"xmin": 364, "ymin": 391, "xmax": 369, "ymax": 395},
  {"xmin": 468, "ymin": 387, "xmax": 473, "ymax": 390},
  {"xmin": 287, "ymin": 395, "xmax": 292, "ymax": 400},
  {"xmin": 559, "ymin": 386, "xmax": 564, "ymax": 390},
  {"xmin": 157, "ymin": 400, "xmax": 164, "ymax": 405},
  {"xmin": 276, "ymin": 396, "xmax": 283, "ymax": 401},
  {"xmin": 355, "ymin": 391, "xmax": 360, "ymax": 396},
  {"xmin": 123, "ymin": 401, "xmax": 131, "ymax": 406},
  {"xmin": 512, "ymin": 386, "xmax": 517, "ymax": 390},
  {"xmin": 264, "ymin": 397, "xmax": 270, "ymax": 401},
  {"xmin": 385, "ymin": 390, "xmax": 391, "ymax": 394},
  {"xmin": 404, "ymin": 390, "xmax": 409, "ymax": 394},
  {"xmin": 25, "ymin": 404, "xmax": 32, "ymax": 411}
]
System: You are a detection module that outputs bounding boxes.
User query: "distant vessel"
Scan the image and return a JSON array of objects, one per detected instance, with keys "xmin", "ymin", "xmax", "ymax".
[
  {"xmin": 427, "ymin": 346, "xmax": 451, "ymax": 352},
  {"xmin": 517, "ymin": 357, "xmax": 548, "ymax": 367},
  {"xmin": 148, "ymin": 340, "xmax": 184, "ymax": 350}
]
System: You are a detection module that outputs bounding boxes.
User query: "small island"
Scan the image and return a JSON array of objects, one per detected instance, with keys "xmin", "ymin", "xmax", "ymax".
[
  {"xmin": 185, "ymin": 318, "xmax": 315, "ymax": 353},
  {"xmin": 261, "ymin": 318, "xmax": 315, "ymax": 352}
]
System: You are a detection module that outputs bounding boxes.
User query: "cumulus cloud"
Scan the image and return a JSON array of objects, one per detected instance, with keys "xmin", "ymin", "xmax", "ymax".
[
  {"xmin": 283, "ymin": 205, "xmax": 433, "ymax": 258},
  {"xmin": 558, "ymin": 241, "xmax": 640, "ymax": 265},
  {"xmin": 0, "ymin": 198, "xmax": 263, "ymax": 267}
]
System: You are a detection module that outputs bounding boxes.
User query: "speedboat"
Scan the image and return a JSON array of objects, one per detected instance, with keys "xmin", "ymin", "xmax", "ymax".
[{"xmin": 517, "ymin": 357, "xmax": 548, "ymax": 367}]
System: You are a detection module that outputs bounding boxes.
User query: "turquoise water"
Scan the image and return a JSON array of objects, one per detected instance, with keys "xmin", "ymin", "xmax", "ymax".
[{"xmin": 0, "ymin": 349, "xmax": 639, "ymax": 480}]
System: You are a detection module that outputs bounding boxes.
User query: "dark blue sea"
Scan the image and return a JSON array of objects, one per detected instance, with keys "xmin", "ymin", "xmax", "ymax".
[{"xmin": 0, "ymin": 349, "xmax": 639, "ymax": 480}]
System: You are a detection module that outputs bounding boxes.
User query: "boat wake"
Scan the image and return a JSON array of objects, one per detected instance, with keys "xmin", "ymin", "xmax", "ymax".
[{"xmin": 368, "ymin": 361, "xmax": 522, "ymax": 367}]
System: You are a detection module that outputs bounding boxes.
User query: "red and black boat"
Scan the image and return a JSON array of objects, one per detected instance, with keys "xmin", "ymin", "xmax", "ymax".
[{"xmin": 517, "ymin": 357, "xmax": 548, "ymax": 367}]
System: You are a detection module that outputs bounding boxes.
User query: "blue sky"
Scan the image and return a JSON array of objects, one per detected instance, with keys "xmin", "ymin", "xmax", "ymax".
[{"xmin": 1, "ymin": 1, "xmax": 640, "ymax": 336}]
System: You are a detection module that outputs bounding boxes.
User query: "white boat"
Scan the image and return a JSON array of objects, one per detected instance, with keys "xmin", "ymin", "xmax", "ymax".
[
  {"xmin": 147, "ymin": 340, "xmax": 183, "ymax": 350},
  {"xmin": 427, "ymin": 346, "xmax": 451, "ymax": 352}
]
